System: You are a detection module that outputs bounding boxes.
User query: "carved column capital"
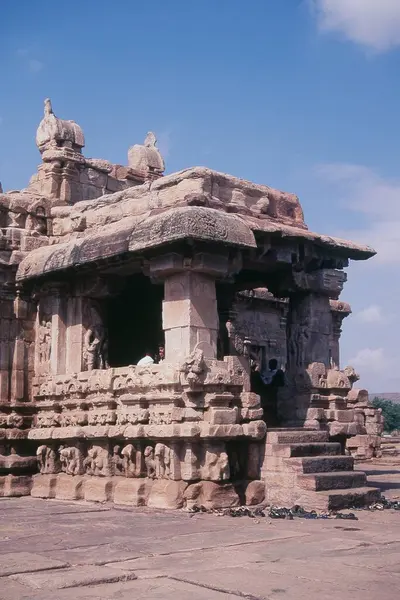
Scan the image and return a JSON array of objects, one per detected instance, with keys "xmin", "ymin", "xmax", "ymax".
[
  {"xmin": 270, "ymin": 268, "xmax": 347, "ymax": 299},
  {"xmin": 149, "ymin": 251, "xmax": 241, "ymax": 283}
]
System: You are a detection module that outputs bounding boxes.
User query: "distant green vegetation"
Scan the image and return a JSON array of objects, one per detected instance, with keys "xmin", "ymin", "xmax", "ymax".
[{"xmin": 372, "ymin": 398, "xmax": 400, "ymax": 433}]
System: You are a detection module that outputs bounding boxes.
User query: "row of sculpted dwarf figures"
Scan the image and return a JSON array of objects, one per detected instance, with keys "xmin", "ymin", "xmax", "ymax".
[
  {"xmin": 36, "ymin": 442, "xmax": 172, "ymax": 479},
  {"xmin": 36, "ymin": 441, "xmax": 231, "ymax": 481}
]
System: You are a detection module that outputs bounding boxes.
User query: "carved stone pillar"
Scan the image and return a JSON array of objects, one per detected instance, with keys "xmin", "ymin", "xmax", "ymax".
[
  {"xmin": 285, "ymin": 269, "xmax": 347, "ymax": 370},
  {"xmin": 162, "ymin": 271, "xmax": 218, "ymax": 362},
  {"xmin": 65, "ymin": 296, "xmax": 84, "ymax": 373},
  {"xmin": 49, "ymin": 289, "xmax": 68, "ymax": 375},
  {"xmin": 277, "ymin": 269, "xmax": 347, "ymax": 426},
  {"xmin": 150, "ymin": 252, "xmax": 236, "ymax": 363},
  {"xmin": 329, "ymin": 300, "xmax": 351, "ymax": 369},
  {"xmin": 286, "ymin": 292, "xmax": 332, "ymax": 371},
  {"xmin": 0, "ymin": 297, "xmax": 13, "ymax": 402}
]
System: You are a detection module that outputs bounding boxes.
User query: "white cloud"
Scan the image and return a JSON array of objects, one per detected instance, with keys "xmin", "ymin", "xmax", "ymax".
[
  {"xmin": 315, "ymin": 163, "xmax": 400, "ymax": 264},
  {"xmin": 310, "ymin": 0, "xmax": 400, "ymax": 52},
  {"xmin": 348, "ymin": 347, "xmax": 386, "ymax": 373},
  {"xmin": 356, "ymin": 305, "xmax": 386, "ymax": 324}
]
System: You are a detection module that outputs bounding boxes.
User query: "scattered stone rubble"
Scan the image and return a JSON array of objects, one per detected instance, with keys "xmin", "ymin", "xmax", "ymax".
[{"xmin": 0, "ymin": 99, "xmax": 385, "ymax": 510}]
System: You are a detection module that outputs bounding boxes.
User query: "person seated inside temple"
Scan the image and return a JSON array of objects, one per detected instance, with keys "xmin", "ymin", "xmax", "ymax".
[
  {"xmin": 250, "ymin": 356, "xmax": 284, "ymax": 426},
  {"xmin": 155, "ymin": 345, "xmax": 165, "ymax": 364},
  {"xmin": 137, "ymin": 351, "xmax": 154, "ymax": 367}
]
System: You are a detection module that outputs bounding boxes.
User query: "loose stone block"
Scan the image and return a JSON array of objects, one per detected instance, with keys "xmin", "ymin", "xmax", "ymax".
[
  {"xmin": 113, "ymin": 478, "xmax": 153, "ymax": 506},
  {"xmin": 31, "ymin": 474, "xmax": 58, "ymax": 498},
  {"xmin": 54, "ymin": 474, "xmax": 85, "ymax": 500},
  {"xmin": 184, "ymin": 481, "xmax": 240, "ymax": 510},
  {"xmin": 84, "ymin": 477, "xmax": 115, "ymax": 503},
  {"xmin": 0, "ymin": 475, "xmax": 32, "ymax": 497},
  {"xmin": 147, "ymin": 479, "xmax": 188, "ymax": 509},
  {"xmin": 245, "ymin": 480, "xmax": 265, "ymax": 505}
]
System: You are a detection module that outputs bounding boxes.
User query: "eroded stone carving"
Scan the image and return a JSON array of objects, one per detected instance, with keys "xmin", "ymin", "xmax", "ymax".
[
  {"xmin": 202, "ymin": 443, "xmax": 230, "ymax": 481},
  {"xmin": 83, "ymin": 445, "xmax": 111, "ymax": 477},
  {"xmin": 121, "ymin": 444, "xmax": 138, "ymax": 478},
  {"xmin": 144, "ymin": 446, "xmax": 156, "ymax": 479},
  {"xmin": 59, "ymin": 446, "xmax": 84, "ymax": 476},
  {"xmin": 180, "ymin": 348, "xmax": 206, "ymax": 387},
  {"xmin": 36, "ymin": 445, "xmax": 61, "ymax": 474},
  {"xmin": 112, "ymin": 445, "xmax": 124, "ymax": 476},
  {"xmin": 155, "ymin": 443, "xmax": 171, "ymax": 479},
  {"xmin": 38, "ymin": 318, "xmax": 51, "ymax": 364}
]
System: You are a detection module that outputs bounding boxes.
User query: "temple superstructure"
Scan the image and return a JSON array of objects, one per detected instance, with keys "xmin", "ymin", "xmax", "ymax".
[{"xmin": 0, "ymin": 100, "xmax": 383, "ymax": 508}]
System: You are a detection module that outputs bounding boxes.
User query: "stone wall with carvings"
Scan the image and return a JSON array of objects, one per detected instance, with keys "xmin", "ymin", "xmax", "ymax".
[{"xmin": 28, "ymin": 356, "xmax": 266, "ymax": 508}]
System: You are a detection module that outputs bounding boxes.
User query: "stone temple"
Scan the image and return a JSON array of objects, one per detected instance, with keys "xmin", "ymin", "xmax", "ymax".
[{"xmin": 0, "ymin": 100, "xmax": 384, "ymax": 510}]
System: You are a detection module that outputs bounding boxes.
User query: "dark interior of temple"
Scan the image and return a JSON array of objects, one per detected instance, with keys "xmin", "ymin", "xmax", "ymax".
[{"xmin": 106, "ymin": 274, "xmax": 164, "ymax": 367}]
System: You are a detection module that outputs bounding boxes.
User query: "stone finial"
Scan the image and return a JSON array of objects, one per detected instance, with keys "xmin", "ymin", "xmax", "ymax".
[
  {"xmin": 128, "ymin": 132, "xmax": 165, "ymax": 176},
  {"xmin": 0, "ymin": 181, "xmax": 3, "ymax": 194},
  {"xmin": 44, "ymin": 98, "xmax": 53, "ymax": 116},
  {"xmin": 144, "ymin": 131, "xmax": 157, "ymax": 147},
  {"xmin": 36, "ymin": 98, "xmax": 85, "ymax": 154}
]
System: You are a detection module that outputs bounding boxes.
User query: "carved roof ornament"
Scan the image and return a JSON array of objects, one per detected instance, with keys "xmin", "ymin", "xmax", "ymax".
[
  {"xmin": 128, "ymin": 131, "xmax": 165, "ymax": 176},
  {"xmin": 144, "ymin": 131, "xmax": 157, "ymax": 147},
  {"xmin": 36, "ymin": 97, "xmax": 85, "ymax": 155},
  {"xmin": 44, "ymin": 98, "xmax": 53, "ymax": 117}
]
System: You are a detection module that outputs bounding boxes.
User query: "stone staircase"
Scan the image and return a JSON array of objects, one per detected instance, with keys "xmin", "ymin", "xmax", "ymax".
[{"xmin": 261, "ymin": 429, "xmax": 381, "ymax": 511}]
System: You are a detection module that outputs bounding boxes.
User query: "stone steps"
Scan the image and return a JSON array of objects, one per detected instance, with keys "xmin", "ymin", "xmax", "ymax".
[
  {"xmin": 266, "ymin": 430, "xmax": 329, "ymax": 445},
  {"xmin": 297, "ymin": 470, "xmax": 367, "ymax": 491},
  {"xmin": 284, "ymin": 455, "xmax": 354, "ymax": 474},
  {"xmin": 304, "ymin": 487, "xmax": 381, "ymax": 512},
  {"xmin": 266, "ymin": 442, "xmax": 341, "ymax": 458},
  {"xmin": 262, "ymin": 427, "xmax": 381, "ymax": 511}
]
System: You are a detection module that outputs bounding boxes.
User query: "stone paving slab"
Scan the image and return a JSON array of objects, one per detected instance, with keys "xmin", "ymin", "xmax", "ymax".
[
  {"xmin": 10, "ymin": 565, "xmax": 137, "ymax": 590},
  {"xmin": 4, "ymin": 577, "xmax": 240, "ymax": 600},
  {"xmin": 172, "ymin": 566, "xmax": 400, "ymax": 600},
  {"xmin": 0, "ymin": 552, "xmax": 68, "ymax": 576}
]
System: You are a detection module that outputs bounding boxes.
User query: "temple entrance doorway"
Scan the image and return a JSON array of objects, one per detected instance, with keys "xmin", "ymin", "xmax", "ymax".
[
  {"xmin": 249, "ymin": 346, "xmax": 285, "ymax": 428},
  {"xmin": 105, "ymin": 274, "xmax": 164, "ymax": 367}
]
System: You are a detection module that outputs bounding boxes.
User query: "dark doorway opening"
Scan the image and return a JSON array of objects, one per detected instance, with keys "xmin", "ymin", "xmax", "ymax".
[{"xmin": 106, "ymin": 274, "xmax": 164, "ymax": 367}]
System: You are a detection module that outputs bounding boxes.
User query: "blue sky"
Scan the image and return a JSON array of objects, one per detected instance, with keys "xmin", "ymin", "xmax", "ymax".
[{"xmin": 1, "ymin": 0, "xmax": 400, "ymax": 391}]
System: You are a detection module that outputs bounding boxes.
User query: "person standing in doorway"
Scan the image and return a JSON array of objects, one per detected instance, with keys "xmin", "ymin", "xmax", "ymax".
[{"xmin": 260, "ymin": 358, "xmax": 284, "ymax": 425}]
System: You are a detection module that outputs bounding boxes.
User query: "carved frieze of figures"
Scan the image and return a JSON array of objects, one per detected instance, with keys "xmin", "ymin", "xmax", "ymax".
[
  {"xmin": 59, "ymin": 445, "xmax": 85, "ymax": 475},
  {"xmin": 116, "ymin": 409, "xmax": 150, "ymax": 426},
  {"xmin": 36, "ymin": 445, "xmax": 61, "ymax": 474},
  {"xmin": 36, "ymin": 413, "xmax": 61, "ymax": 428},
  {"xmin": 149, "ymin": 412, "xmax": 172, "ymax": 426},
  {"xmin": 87, "ymin": 411, "xmax": 116, "ymax": 426},
  {"xmin": 155, "ymin": 443, "xmax": 170, "ymax": 479},
  {"xmin": 59, "ymin": 411, "xmax": 88, "ymax": 427},
  {"xmin": 83, "ymin": 445, "xmax": 111, "ymax": 477},
  {"xmin": 144, "ymin": 446, "xmax": 156, "ymax": 479},
  {"xmin": 38, "ymin": 318, "xmax": 52, "ymax": 365}
]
